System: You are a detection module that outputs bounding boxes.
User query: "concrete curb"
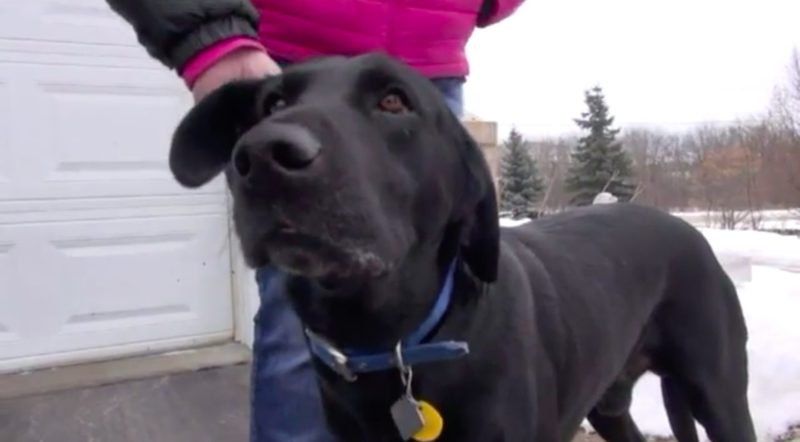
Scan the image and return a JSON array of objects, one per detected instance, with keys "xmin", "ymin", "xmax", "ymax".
[{"xmin": 0, "ymin": 342, "xmax": 251, "ymax": 400}]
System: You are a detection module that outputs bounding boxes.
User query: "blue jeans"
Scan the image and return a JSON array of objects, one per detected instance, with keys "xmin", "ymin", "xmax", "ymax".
[{"xmin": 250, "ymin": 76, "xmax": 464, "ymax": 442}]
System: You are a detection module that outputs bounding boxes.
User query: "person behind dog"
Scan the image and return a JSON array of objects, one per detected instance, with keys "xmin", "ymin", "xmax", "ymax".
[{"xmin": 103, "ymin": 0, "xmax": 524, "ymax": 440}]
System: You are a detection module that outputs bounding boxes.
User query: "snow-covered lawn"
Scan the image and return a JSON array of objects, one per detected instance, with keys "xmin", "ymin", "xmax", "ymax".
[
  {"xmin": 699, "ymin": 228, "xmax": 800, "ymax": 274},
  {"xmin": 499, "ymin": 216, "xmax": 800, "ymax": 441},
  {"xmin": 628, "ymin": 263, "xmax": 800, "ymax": 441},
  {"xmin": 673, "ymin": 208, "xmax": 800, "ymax": 232}
]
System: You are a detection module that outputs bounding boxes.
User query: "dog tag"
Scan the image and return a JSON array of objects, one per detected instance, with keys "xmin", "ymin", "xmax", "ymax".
[
  {"xmin": 412, "ymin": 400, "xmax": 444, "ymax": 441},
  {"xmin": 391, "ymin": 395, "xmax": 424, "ymax": 440}
]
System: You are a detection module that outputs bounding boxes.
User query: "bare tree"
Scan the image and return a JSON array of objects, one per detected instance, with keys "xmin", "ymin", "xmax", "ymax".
[
  {"xmin": 767, "ymin": 48, "xmax": 800, "ymax": 216},
  {"xmin": 528, "ymin": 136, "xmax": 577, "ymax": 212},
  {"xmin": 789, "ymin": 48, "xmax": 800, "ymax": 121},
  {"xmin": 623, "ymin": 128, "xmax": 686, "ymax": 209}
]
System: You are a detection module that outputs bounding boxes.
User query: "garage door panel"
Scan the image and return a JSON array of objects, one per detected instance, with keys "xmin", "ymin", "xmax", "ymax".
[
  {"xmin": 64, "ymin": 305, "xmax": 193, "ymax": 335},
  {"xmin": 0, "ymin": 62, "xmax": 226, "ymax": 200},
  {"xmin": 0, "ymin": 243, "xmax": 17, "ymax": 344},
  {"xmin": 0, "ymin": 213, "xmax": 233, "ymax": 364},
  {"xmin": 0, "ymin": 80, "xmax": 11, "ymax": 185},
  {"xmin": 41, "ymin": 81, "xmax": 185, "ymax": 182},
  {"xmin": 43, "ymin": 0, "xmax": 122, "ymax": 28},
  {"xmin": 0, "ymin": 0, "xmax": 144, "ymax": 47},
  {"xmin": 0, "ymin": 39, "xmax": 155, "ymax": 70},
  {"xmin": 49, "ymin": 217, "xmax": 231, "ymax": 329},
  {"xmin": 0, "ymin": 179, "xmax": 226, "ymax": 202},
  {"xmin": 0, "ymin": 194, "xmax": 228, "ymax": 225}
]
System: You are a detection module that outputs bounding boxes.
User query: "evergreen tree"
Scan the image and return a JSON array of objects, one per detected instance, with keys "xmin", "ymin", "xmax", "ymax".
[
  {"xmin": 565, "ymin": 86, "xmax": 635, "ymax": 206},
  {"xmin": 499, "ymin": 128, "xmax": 544, "ymax": 218}
]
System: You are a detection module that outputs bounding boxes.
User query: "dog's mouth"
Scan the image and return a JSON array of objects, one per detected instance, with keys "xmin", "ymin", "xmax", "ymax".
[{"xmin": 260, "ymin": 219, "xmax": 389, "ymax": 287}]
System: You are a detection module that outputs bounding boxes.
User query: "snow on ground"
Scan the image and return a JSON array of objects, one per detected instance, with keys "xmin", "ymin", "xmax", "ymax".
[
  {"xmin": 499, "ymin": 216, "xmax": 800, "ymax": 440},
  {"xmin": 499, "ymin": 217, "xmax": 531, "ymax": 227},
  {"xmin": 673, "ymin": 208, "xmax": 800, "ymax": 231},
  {"xmin": 627, "ymin": 264, "xmax": 800, "ymax": 441},
  {"xmin": 730, "ymin": 267, "xmax": 800, "ymax": 439},
  {"xmin": 698, "ymin": 228, "xmax": 800, "ymax": 273}
]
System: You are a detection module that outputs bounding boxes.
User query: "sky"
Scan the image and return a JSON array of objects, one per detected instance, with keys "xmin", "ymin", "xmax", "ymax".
[{"xmin": 463, "ymin": 0, "xmax": 800, "ymax": 139}]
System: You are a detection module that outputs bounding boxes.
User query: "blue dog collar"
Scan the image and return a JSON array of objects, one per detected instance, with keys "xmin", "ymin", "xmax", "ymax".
[{"xmin": 305, "ymin": 259, "xmax": 470, "ymax": 381}]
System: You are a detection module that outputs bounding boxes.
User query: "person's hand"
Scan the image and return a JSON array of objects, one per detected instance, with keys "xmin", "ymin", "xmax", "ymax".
[{"xmin": 191, "ymin": 48, "xmax": 281, "ymax": 102}]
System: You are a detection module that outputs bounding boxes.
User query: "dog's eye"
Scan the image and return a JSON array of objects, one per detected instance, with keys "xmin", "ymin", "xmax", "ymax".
[
  {"xmin": 378, "ymin": 91, "xmax": 410, "ymax": 114},
  {"xmin": 264, "ymin": 95, "xmax": 287, "ymax": 116}
]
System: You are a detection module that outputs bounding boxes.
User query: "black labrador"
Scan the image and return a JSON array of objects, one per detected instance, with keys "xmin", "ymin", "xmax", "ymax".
[{"xmin": 168, "ymin": 53, "xmax": 757, "ymax": 442}]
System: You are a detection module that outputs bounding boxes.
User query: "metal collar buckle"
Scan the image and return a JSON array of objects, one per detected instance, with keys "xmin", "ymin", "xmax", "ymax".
[
  {"xmin": 306, "ymin": 329, "xmax": 358, "ymax": 382},
  {"xmin": 328, "ymin": 345, "xmax": 358, "ymax": 382}
]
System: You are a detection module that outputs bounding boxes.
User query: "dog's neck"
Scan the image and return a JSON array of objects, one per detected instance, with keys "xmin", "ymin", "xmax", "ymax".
[
  {"xmin": 285, "ymin": 228, "xmax": 467, "ymax": 351},
  {"xmin": 285, "ymin": 250, "xmax": 450, "ymax": 350}
]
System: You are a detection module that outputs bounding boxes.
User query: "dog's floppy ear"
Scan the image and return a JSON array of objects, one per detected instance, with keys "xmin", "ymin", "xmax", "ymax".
[
  {"xmin": 169, "ymin": 78, "xmax": 265, "ymax": 188},
  {"xmin": 447, "ymin": 117, "xmax": 500, "ymax": 283}
]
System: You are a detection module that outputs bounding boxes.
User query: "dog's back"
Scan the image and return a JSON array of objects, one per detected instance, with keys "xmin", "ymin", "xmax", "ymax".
[{"xmin": 499, "ymin": 203, "xmax": 755, "ymax": 441}]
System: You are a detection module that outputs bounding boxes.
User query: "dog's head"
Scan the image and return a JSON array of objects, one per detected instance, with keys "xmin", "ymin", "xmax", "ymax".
[{"xmin": 170, "ymin": 53, "xmax": 499, "ymax": 289}]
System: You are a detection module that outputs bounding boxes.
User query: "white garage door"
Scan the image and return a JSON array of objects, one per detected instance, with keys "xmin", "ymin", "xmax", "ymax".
[{"xmin": 0, "ymin": 1, "xmax": 234, "ymax": 373}]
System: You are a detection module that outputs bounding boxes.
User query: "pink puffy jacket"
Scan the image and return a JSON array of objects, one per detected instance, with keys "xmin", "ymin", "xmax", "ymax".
[{"xmin": 182, "ymin": 0, "xmax": 524, "ymax": 87}]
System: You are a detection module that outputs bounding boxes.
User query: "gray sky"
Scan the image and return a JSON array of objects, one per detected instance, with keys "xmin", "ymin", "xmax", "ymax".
[{"xmin": 463, "ymin": 0, "xmax": 800, "ymax": 139}]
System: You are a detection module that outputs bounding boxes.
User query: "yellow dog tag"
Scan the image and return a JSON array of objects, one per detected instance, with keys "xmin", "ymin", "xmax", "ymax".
[{"xmin": 412, "ymin": 401, "xmax": 444, "ymax": 441}]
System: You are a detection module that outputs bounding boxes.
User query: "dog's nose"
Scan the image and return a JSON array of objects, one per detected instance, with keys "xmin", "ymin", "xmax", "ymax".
[{"xmin": 233, "ymin": 122, "xmax": 321, "ymax": 178}]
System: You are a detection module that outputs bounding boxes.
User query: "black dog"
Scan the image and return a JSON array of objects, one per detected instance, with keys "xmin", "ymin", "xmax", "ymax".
[{"xmin": 169, "ymin": 53, "xmax": 757, "ymax": 442}]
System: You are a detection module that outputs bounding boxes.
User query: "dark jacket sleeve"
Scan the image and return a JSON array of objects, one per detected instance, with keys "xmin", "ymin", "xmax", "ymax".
[
  {"xmin": 105, "ymin": 0, "xmax": 260, "ymax": 70},
  {"xmin": 477, "ymin": 0, "xmax": 524, "ymax": 28}
]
